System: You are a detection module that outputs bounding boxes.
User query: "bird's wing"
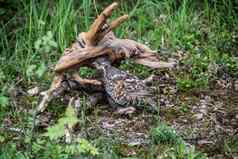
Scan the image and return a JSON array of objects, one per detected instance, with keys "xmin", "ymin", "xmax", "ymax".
[{"xmin": 123, "ymin": 80, "xmax": 153, "ymax": 96}]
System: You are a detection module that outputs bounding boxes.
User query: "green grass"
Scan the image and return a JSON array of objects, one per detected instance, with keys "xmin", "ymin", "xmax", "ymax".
[
  {"xmin": 150, "ymin": 123, "xmax": 207, "ymax": 159},
  {"xmin": 151, "ymin": 123, "xmax": 183, "ymax": 145},
  {"xmin": 0, "ymin": 0, "xmax": 238, "ymax": 158}
]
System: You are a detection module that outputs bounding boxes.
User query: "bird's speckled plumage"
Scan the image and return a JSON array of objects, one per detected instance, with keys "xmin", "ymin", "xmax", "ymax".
[{"xmin": 92, "ymin": 57, "xmax": 158, "ymax": 113}]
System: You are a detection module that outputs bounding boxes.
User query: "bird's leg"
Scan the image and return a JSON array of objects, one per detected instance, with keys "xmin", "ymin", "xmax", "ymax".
[{"xmin": 37, "ymin": 74, "xmax": 64, "ymax": 113}]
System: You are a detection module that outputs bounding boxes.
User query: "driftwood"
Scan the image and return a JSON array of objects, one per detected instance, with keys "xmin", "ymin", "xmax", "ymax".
[{"xmin": 37, "ymin": 2, "xmax": 175, "ymax": 113}]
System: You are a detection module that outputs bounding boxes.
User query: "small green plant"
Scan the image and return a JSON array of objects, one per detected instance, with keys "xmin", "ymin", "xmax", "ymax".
[
  {"xmin": 25, "ymin": 31, "xmax": 58, "ymax": 81},
  {"xmin": 218, "ymin": 54, "xmax": 238, "ymax": 76},
  {"xmin": 26, "ymin": 62, "xmax": 47, "ymax": 80},
  {"xmin": 177, "ymin": 79, "xmax": 195, "ymax": 91},
  {"xmin": 31, "ymin": 139, "xmax": 70, "ymax": 159},
  {"xmin": 65, "ymin": 138, "xmax": 99, "ymax": 156},
  {"xmin": 42, "ymin": 104, "xmax": 98, "ymax": 157},
  {"xmin": 31, "ymin": 138, "xmax": 99, "ymax": 158},
  {"xmin": 34, "ymin": 31, "xmax": 58, "ymax": 54},
  {"xmin": 180, "ymin": 103, "xmax": 189, "ymax": 113},
  {"xmin": 79, "ymin": 67, "xmax": 97, "ymax": 78},
  {"xmin": 44, "ymin": 105, "xmax": 79, "ymax": 140},
  {"xmin": 0, "ymin": 135, "xmax": 5, "ymax": 143},
  {"xmin": 150, "ymin": 123, "xmax": 182, "ymax": 145},
  {"xmin": 177, "ymin": 41, "xmax": 238, "ymax": 91},
  {"xmin": 223, "ymin": 137, "xmax": 238, "ymax": 156},
  {"xmin": 177, "ymin": 76, "xmax": 209, "ymax": 92},
  {"xmin": 151, "ymin": 123, "xmax": 207, "ymax": 158},
  {"xmin": 0, "ymin": 143, "xmax": 27, "ymax": 159},
  {"xmin": 0, "ymin": 69, "xmax": 6, "ymax": 83},
  {"xmin": 164, "ymin": 143, "xmax": 207, "ymax": 159},
  {"xmin": 0, "ymin": 95, "xmax": 9, "ymax": 108}
]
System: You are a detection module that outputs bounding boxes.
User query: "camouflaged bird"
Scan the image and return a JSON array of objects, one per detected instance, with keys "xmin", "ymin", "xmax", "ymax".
[{"xmin": 92, "ymin": 57, "xmax": 158, "ymax": 113}]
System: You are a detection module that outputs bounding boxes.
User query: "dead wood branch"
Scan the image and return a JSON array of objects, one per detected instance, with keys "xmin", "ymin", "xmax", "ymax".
[
  {"xmin": 83, "ymin": 2, "xmax": 128, "ymax": 46},
  {"xmin": 54, "ymin": 46, "xmax": 112, "ymax": 73},
  {"xmin": 37, "ymin": 2, "xmax": 176, "ymax": 114}
]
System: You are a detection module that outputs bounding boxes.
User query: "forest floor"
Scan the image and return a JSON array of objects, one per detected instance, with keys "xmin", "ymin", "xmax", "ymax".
[{"xmin": 0, "ymin": 0, "xmax": 238, "ymax": 158}]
